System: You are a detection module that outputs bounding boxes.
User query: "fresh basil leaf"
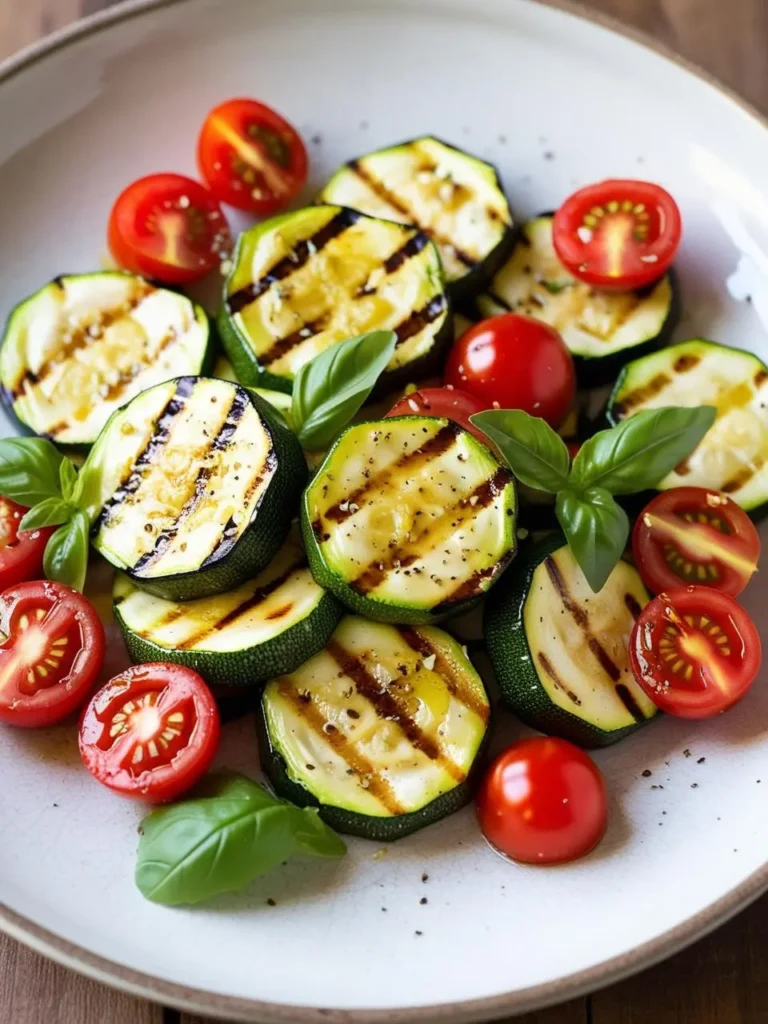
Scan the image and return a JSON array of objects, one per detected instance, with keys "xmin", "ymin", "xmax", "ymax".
[
  {"xmin": 59, "ymin": 458, "xmax": 78, "ymax": 501},
  {"xmin": 0, "ymin": 437, "xmax": 65, "ymax": 506},
  {"xmin": 571, "ymin": 406, "xmax": 716, "ymax": 495},
  {"xmin": 135, "ymin": 772, "xmax": 346, "ymax": 906},
  {"xmin": 470, "ymin": 409, "xmax": 571, "ymax": 492},
  {"xmin": 43, "ymin": 509, "xmax": 89, "ymax": 592},
  {"xmin": 292, "ymin": 330, "xmax": 396, "ymax": 451},
  {"xmin": 19, "ymin": 497, "xmax": 74, "ymax": 531},
  {"xmin": 555, "ymin": 487, "xmax": 630, "ymax": 594}
]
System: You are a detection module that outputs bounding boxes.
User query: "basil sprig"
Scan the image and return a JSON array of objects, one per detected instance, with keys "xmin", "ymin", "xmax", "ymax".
[
  {"xmin": 135, "ymin": 772, "xmax": 346, "ymax": 906},
  {"xmin": 472, "ymin": 405, "xmax": 716, "ymax": 592}
]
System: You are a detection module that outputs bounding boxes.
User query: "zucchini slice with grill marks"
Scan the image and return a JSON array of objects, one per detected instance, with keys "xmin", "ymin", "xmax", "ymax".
[
  {"xmin": 80, "ymin": 376, "xmax": 306, "ymax": 600},
  {"xmin": 0, "ymin": 272, "xmax": 211, "ymax": 451},
  {"xmin": 318, "ymin": 136, "xmax": 514, "ymax": 297},
  {"xmin": 217, "ymin": 204, "xmax": 451, "ymax": 393},
  {"xmin": 485, "ymin": 535, "xmax": 658, "ymax": 748},
  {"xmin": 259, "ymin": 615, "xmax": 491, "ymax": 840},
  {"xmin": 113, "ymin": 529, "xmax": 341, "ymax": 688},
  {"xmin": 607, "ymin": 339, "xmax": 768, "ymax": 514},
  {"xmin": 475, "ymin": 215, "xmax": 678, "ymax": 384},
  {"xmin": 302, "ymin": 416, "xmax": 517, "ymax": 623}
]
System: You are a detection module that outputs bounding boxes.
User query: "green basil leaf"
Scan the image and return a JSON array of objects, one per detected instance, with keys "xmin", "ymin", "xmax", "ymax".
[
  {"xmin": 555, "ymin": 487, "xmax": 630, "ymax": 594},
  {"xmin": 0, "ymin": 437, "xmax": 65, "ymax": 506},
  {"xmin": 470, "ymin": 409, "xmax": 571, "ymax": 492},
  {"xmin": 59, "ymin": 458, "xmax": 78, "ymax": 501},
  {"xmin": 43, "ymin": 509, "xmax": 89, "ymax": 592},
  {"xmin": 135, "ymin": 772, "xmax": 346, "ymax": 906},
  {"xmin": 19, "ymin": 497, "xmax": 74, "ymax": 531},
  {"xmin": 292, "ymin": 330, "xmax": 396, "ymax": 451},
  {"xmin": 571, "ymin": 406, "xmax": 716, "ymax": 495}
]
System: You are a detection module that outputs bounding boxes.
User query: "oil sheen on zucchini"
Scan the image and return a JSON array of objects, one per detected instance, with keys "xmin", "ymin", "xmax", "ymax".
[
  {"xmin": 302, "ymin": 416, "xmax": 517, "ymax": 623},
  {"xmin": 318, "ymin": 136, "xmax": 514, "ymax": 296},
  {"xmin": 113, "ymin": 529, "xmax": 341, "ymax": 688},
  {"xmin": 217, "ymin": 204, "xmax": 451, "ymax": 393},
  {"xmin": 259, "ymin": 615, "xmax": 491, "ymax": 840},
  {"xmin": 608, "ymin": 339, "xmax": 768, "ymax": 513},
  {"xmin": 0, "ymin": 272, "xmax": 211, "ymax": 450},
  {"xmin": 81, "ymin": 376, "xmax": 306, "ymax": 601},
  {"xmin": 485, "ymin": 535, "xmax": 657, "ymax": 748},
  {"xmin": 475, "ymin": 215, "xmax": 678, "ymax": 384}
]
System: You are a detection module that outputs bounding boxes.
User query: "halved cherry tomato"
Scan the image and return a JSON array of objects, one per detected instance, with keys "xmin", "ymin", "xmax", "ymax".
[
  {"xmin": 197, "ymin": 98, "xmax": 309, "ymax": 215},
  {"xmin": 385, "ymin": 387, "xmax": 490, "ymax": 444},
  {"xmin": 633, "ymin": 488, "xmax": 760, "ymax": 597},
  {"xmin": 553, "ymin": 180, "xmax": 682, "ymax": 291},
  {"xmin": 0, "ymin": 581, "xmax": 105, "ymax": 728},
  {"xmin": 629, "ymin": 586, "xmax": 761, "ymax": 719},
  {"xmin": 79, "ymin": 662, "xmax": 220, "ymax": 802},
  {"xmin": 0, "ymin": 497, "xmax": 53, "ymax": 590},
  {"xmin": 444, "ymin": 313, "xmax": 575, "ymax": 429},
  {"xmin": 476, "ymin": 737, "xmax": 608, "ymax": 865},
  {"xmin": 108, "ymin": 173, "xmax": 231, "ymax": 285}
]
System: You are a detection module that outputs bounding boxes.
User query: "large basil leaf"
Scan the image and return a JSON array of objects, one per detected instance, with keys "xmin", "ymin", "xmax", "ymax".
[
  {"xmin": 0, "ymin": 437, "xmax": 66, "ymax": 507},
  {"xmin": 555, "ymin": 487, "xmax": 630, "ymax": 593},
  {"xmin": 471, "ymin": 409, "xmax": 571, "ymax": 492}
]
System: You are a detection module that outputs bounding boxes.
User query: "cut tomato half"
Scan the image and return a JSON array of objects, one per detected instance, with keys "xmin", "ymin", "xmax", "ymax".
[{"xmin": 0, "ymin": 497, "xmax": 53, "ymax": 590}]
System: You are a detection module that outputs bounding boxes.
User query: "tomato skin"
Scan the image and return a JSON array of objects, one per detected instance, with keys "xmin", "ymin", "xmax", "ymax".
[
  {"xmin": 385, "ymin": 387, "xmax": 490, "ymax": 444},
  {"xmin": 0, "ymin": 498, "xmax": 53, "ymax": 590},
  {"xmin": 108, "ymin": 173, "xmax": 231, "ymax": 285},
  {"xmin": 197, "ymin": 98, "xmax": 309, "ymax": 215},
  {"xmin": 79, "ymin": 662, "xmax": 220, "ymax": 803},
  {"xmin": 0, "ymin": 582, "xmax": 105, "ymax": 728},
  {"xmin": 632, "ymin": 488, "xmax": 760, "ymax": 597},
  {"xmin": 553, "ymin": 179, "xmax": 682, "ymax": 291},
  {"xmin": 629, "ymin": 586, "xmax": 761, "ymax": 719},
  {"xmin": 476, "ymin": 737, "xmax": 608, "ymax": 865},
  {"xmin": 444, "ymin": 313, "xmax": 575, "ymax": 429}
]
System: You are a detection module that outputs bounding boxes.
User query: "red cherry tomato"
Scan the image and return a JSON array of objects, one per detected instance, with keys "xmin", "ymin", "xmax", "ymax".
[
  {"xmin": 0, "ymin": 581, "xmax": 105, "ymax": 728},
  {"xmin": 476, "ymin": 737, "xmax": 608, "ymax": 865},
  {"xmin": 108, "ymin": 173, "xmax": 231, "ymax": 285},
  {"xmin": 0, "ymin": 497, "xmax": 53, "ymax": 590},
  {"xmin": 629, "ymin": 586, "xmax": 761, "ymax": 719},
  {"xmin": 553, "ymin": 179, "xmax": 682, "ymax": 291},
  {"xmin": 197, "ymin": 98, "xmax": 309, "ymax": 215},
  {"xmin": 633, "ymin": 488, "xmax": 760, "ymax": 597},
  {"xmin": 79, "ymin": 662, "xmax": 220, "ymax": 802},
  {"xmin": 385, "ymin": 387, "xmax": 490, "ymax": 444},
  {"xmin": 444, "ymin": 313, "xmax": 575, "ymax": 429}
]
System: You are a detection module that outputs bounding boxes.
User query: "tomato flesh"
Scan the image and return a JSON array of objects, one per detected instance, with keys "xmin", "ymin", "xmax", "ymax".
[
  {"xmin": 0, "ymin": 581, "xmax": 105, "ymax": 728},
  {"xmin": 0, "ymin": 497, "xmax": 52, "ymax": 590},
  {"xmin": 385, "ymin": 387, "xmax": 490, "ymax": 444},
  {"xmin": 476, "ymin": 737, "xmax": 608, "ymax": 865},
  {"xmin": 108, "ymin": 173, "xmax": 231, "ymax": 285},
  {"xmin": 197, "ymin": 98, "xmax": 309, "ymax": 215},
  {"xmin": 629, "ymin": 586, "xmax": 761, "ymax": 719},
  {"xmin": 553, "ymin": 180, "xmax": 682, "ymax": 291},
  {"xmin": 444, "ymin": 313, "xmax": 575, "ymax": 429},
  {"xmin": 79, "ymin": 662, "xmax": 220, "ymax": 802},
  {"xmin": 633, "ymin": 488, "xmax": 760, "ymax": 597}
]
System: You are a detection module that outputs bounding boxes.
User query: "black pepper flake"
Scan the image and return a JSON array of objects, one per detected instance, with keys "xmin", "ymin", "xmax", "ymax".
[
  {"xmin": 266, "ymin": 898, "xmax": 276, "ymax": 906},
  {"xmin": 52, "ymin": 803, "xmax": 59, "ymax": 808},
  {"xmin": 642, "ymin": 769, "xmax": 652, "ymax": 778},
  {"xmin": 381, "ymin": 907, "xmax": 387, "ymax": 912},
  {"xmin": 414, "ymin": 930, "xmax": 423, "ymax": 937},
  {"xmin": 543, "ymin": 150, "xmax": 555, "ymax": 160},
  {"xmin": 306, "ymin": 763, "xmax": 316, "ymax": 771},
  {"xmin": 691, "ymin": 782, "xmax": 699, "ymax": 788},
  {"xmin": 421, "ymin": 873, "xmax": 429, "ymax": 883},
  {"xmin": 697, "ymin": 757, "xmax": 706, "ymax": 764},
  {"xmin": 420, "ymin": 897, "xmax": 428, "ymax": 905},
  {"xmin": 310, "ymin": 133, "xmax": 322, "ymax": 146},
  {"xmin": 299, "ymin": 691, "xmax": 311, "ymax": 704},
  {"xmin": 683, "ymin": 749, "xmax": 692, "ymax": 758},
  {"xmin": 347, "ymin": 708, "xmax": 360, "ymax": 718}
]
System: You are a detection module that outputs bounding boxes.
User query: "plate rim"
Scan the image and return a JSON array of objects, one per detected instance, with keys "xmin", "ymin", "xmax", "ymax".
[{"xmin": 2, "ymin": 0, "xmax": 768, "ymax": 1020}]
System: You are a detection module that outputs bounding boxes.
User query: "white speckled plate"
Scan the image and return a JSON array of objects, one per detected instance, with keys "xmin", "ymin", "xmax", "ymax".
[{"xmin": 2, "ymin": 1, "xmax": 768, "ymax": 1021}]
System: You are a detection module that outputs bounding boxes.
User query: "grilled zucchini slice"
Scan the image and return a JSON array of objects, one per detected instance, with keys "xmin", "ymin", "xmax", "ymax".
[
  {"xmin": 113, "ymin": 529, "xmax": 341, "ymax": 688},
  {"xmin": 217, "ymin": 204, "xmax": 451, "ymax": 393},
  {"xmin": 608, "ymin": 339, "xmax": 768, "ymax": 514},
  {"xmin": 302, "ymin": 416, "xmax": 517, "ymax": 623},
  {"xmin": 259, "ymin": 615, "xmax": 491, "ymax": 840},
  {"xmin": 212, "ymin": 354, "xmax": 294, "ymax": 427},
  {"xmin": 475, "ymin": 215, "xmax": 678, "ymax": 384},
  {"xmin": 485, "ymin": 535, "xmax": 657, "ymax": 748},
  {"xmin": 0, "ymin": 272, "xmax": 211, "ymax": 451},
  {"xmin": 318, "ymin": 136, "xmax": 514, "ymax": 297},
  {"xmin": 80, "ymin": 376, "xmax": 306, "ymax": 600}
]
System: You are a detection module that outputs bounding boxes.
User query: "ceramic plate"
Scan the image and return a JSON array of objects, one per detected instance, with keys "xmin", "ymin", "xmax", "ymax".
[{"xmin": 2, "ymin": 1, "xmax": 768, "ymax": 1021}]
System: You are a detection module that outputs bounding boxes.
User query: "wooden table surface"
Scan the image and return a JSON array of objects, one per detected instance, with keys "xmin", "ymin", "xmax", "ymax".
[{"xmin": 1, "ymin": 0, "xmax": 768, "ymax": 1021}]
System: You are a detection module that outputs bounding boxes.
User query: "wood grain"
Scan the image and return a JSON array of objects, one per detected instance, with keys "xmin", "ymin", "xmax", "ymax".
[{"xmin": 0, "ymin": 0, "xmax": 767, "ymax": 1022}]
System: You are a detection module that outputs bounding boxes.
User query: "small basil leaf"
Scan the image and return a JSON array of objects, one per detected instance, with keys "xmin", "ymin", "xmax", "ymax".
[
  {"xmin": 571, "ymin": 406, "xmax": 716, "ymax": 495},
  {"xmin": 19, "ymin": 497, "xmax": 74, "ymax": 531},
  {"xmin": 292, "ymin": 330, "xmax": 396, "ymax": 451},
  {"xmin": 0, "ymin": 437, "xmax": 65, "ymax": 506},
  {"xmin": 59, "ymin": 458, "xmax": 78, "ymax": 501},
  {"xmin": 470, "ymin": 409, "xmax": 571, "ymax": 492},
  {"xmin": 43, "ymin": 509, "xmax": 89, "ymax": 592},
  {"xmin": 555, "ymin": 487, "xmax": 629, "ymax": 594}
]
